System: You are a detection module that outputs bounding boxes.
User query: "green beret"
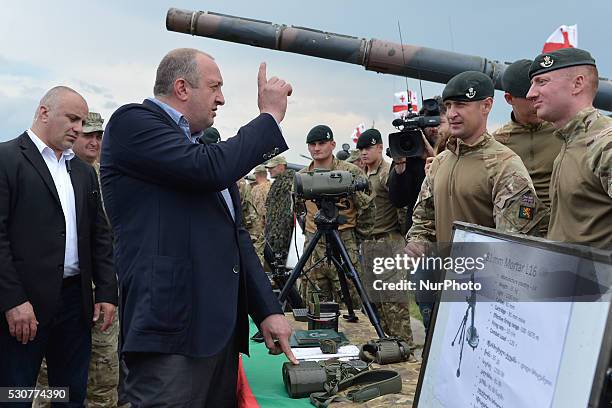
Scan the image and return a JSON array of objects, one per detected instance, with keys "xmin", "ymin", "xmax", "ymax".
[
  {"xmin": 306, "ymin": 125, "xmax": 333, "ymax": 144},
  {"xmin": 502, "ymin": 59, "xmax": 533, "ymax": 98},
  {"xmin": 442, "ymin": 71, "xmax": 494, "ymax": 102},
  {"xmin": 83, "ymin": 112, "xmax": 104, "ymax": 133},
  {"xmin": 201, "ymin": 127, "xmax": 221, "ymax": 144},
  {"xmin": 356, "ymin": 128, "xmax": 382, "ymax": 149},
  {"xmin": 529, "ymin": 48, "xmax": 596, "ymax": 79}
]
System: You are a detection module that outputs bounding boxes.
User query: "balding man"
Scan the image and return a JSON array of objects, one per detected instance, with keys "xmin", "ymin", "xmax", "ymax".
[
  {"xmin": 101, "ymin": 48, "xmax": 295, "ymax": 406},
  {"xmin": 0, "ymin": 86, "xmax": 117, "ymax": 405},
  {"xmin": 527, "ymin": 48, "xmax": 612, "ymax": 247}
]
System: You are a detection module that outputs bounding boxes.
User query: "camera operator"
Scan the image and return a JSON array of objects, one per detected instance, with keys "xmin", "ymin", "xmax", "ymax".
[
  {"xmin": 295, "ymin": 125, "xmax": 375, "ymax": 308},
  {"xmin": 386, "ymin": 111, "xmax": 438, "ymax": 231},
  {"xmin": 357, "ymin": 129, "xmax": 415, "ymax": 356}
]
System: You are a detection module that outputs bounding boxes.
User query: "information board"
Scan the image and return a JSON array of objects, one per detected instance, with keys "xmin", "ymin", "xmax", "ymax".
[{"xmin": 415, "ymin": 223, "xmax": 612, "ymax": 408}]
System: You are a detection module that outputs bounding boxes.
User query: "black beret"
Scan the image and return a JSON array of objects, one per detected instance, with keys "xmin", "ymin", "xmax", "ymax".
[
  {"xmin": 502, "ymin": 59, "xmax": 533, "ymax": 98},
  {"xmin": 529, "ymin": 48, "xmax": 596, "ymax": 79},
  {"xmin": 442, "ymin": 71, "xmax": 494, "ymax": 102},
  {"xmin": 200, "ymin": 127, "xmax": 220, "ymax": 144},
  {"xmin": 306, "ymin": 125, "xmax": 333, "ymax": 143},
  {"xmin": 356, "ymin": 128, "xmax": 382, "ymax": 149}
]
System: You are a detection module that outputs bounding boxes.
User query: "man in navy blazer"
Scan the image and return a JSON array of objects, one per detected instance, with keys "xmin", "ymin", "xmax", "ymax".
[{"xmin": 100, "ymin": 48, "xmax": 296, "ymax": 406}]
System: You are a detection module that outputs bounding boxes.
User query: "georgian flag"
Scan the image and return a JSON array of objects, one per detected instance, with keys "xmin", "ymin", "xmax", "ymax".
[
  {"xmin": 351, "ymin": 123, "xmax": 366, "ymax": 144},
  {"xmin": 542, "ymin": 25, "xmax": 578, "ymax": 53},
  {"xmin": 393, "ymin": 90, "xmax": 418, "ymax": 118}
]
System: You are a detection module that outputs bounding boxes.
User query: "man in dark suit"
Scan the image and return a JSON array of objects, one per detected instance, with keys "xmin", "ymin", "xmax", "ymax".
[
  {"xmin": 100, "ymin": 48, "xmax": 296, "ymax": 407},
  {"xmin": 0, "ymin": 86, "xmax": 118, "ymax": 406}
]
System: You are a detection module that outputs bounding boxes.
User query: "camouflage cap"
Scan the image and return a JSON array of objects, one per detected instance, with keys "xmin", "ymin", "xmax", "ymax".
[
  {"xmin": 253, "ymin": 164, "xmax": 267, "ymax": 173},
  {"xmin": 502, "ymin": 59, "xmax": 533, "ymax": 98},
  {"xmin": 346, "ymin": 149, "xmax": 361, "ymax": 163},
  {"xmin": 306, "ymin": 125, "xmax": 333, "ymax": 144},
  {"xmin": 264, "ymin": 155, "xmax": 287, "ymax": 168},
  {"xmin": 246, "ymin": 174, "xmax": 256, "ymax": 182},
  {"xmin": 529, "ymin": 48, "xmax": 596, "ymax": 79},
  {"xmin": 200, "ymin": 127, "xmax": 221, "ymax": 144},
  {"xmin": 356, "ymin": 128, "xmax": 382, "ymax": 149},
  {"xmin": 82, "ymin": 112, "xmax": 104, "ymax": 133},
  {"xmin": 442, "ymin": 71, "xmax": 494, "ymax": 102}
]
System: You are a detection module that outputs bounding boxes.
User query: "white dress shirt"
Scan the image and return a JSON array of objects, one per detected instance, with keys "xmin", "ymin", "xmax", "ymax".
[{"xmin": 27, "ymin": 129, "xmax": 80, "ymax": 278}]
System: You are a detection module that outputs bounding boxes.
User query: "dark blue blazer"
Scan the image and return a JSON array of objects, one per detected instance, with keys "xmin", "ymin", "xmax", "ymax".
[{"xmin": 100, "ymin": 100, "xmax": 287, "ymax": 357}]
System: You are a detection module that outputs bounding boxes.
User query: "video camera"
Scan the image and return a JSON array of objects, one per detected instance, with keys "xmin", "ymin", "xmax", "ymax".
[
  {"xmin": 387, "ymin": 98, "xmax": 441, "ymax": 158},
  {"xmin": 336, "ymin": 143, "xmax": 351, "ymax": 161},
  {"xmin": 293, "ymin": 169, "xmax": 368, "ymax": 201}
]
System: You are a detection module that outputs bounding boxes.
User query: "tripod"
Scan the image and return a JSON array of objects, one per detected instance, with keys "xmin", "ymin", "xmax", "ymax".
[
  {"xmin": 263, "ymin": 244, "xmax": 304, "ymax": 311},
  {"xmin": 451, "ymin": 273, "xmax": 479, "ymax": 377},
  {"xmin": 278, "ymin": 197, "xmax": 385, "ymax": 338}
]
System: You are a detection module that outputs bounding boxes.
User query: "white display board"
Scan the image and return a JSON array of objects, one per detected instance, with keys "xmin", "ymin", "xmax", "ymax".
[{"xmin": 416, "ymin": 223, "xmax": 611, "ymax": 408}]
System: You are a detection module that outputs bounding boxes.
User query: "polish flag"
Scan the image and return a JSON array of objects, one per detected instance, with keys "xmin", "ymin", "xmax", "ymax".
[
  {"xmin": 542, "ymin": 25, "xmax": 578, "ymax": 53},
  {"xmin": 351, "ymin": 123, "xmax": 366, "ymax": 144},
  {"xmin": 393, "ymin": 90, "xmax": 419, "ymax": 118}
]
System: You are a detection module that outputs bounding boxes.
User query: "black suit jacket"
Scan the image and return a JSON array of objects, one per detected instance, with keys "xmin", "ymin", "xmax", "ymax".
[
  {"xmin": 100, "ymin": 100, "xmax": 287, "ymax": 357},
  {"xmin": 0, "ymin": 133, "xmax": 117, "ymax": 327}
]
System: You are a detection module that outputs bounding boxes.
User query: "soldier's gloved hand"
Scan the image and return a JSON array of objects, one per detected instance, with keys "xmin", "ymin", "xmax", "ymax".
[{"xmin": 257, "ymin": 62, "xmax": 293, "ymax": 124}]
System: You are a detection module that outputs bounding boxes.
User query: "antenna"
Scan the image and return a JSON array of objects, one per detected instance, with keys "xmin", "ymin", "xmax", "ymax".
[{"xmin": 397, "ymin": 21, "xmax": 425, "ymax": 109}]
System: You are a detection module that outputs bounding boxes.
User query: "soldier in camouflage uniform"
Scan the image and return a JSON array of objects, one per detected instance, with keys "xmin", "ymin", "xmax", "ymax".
[
  {"xmin": 357, "ymin": 128, "xmax": 414, "ymax": 352},
  {"xmin": 265, "ymin": 156, "xmax": 295, "ymax": 259},
  {"xmin": 346, "ymin": 149, "xmax": 365, "ymax": 171},
  {"xmin": 35, "ymin": 112, "xmax": 123, "ymax": 408},
  {"xmin": 527, "ymin": 48, "xmax": 612, "ymax": 247},
  {"xmin": 493, "ymin": 60, "xmax": 561, "ymax": 235},
  {"xmin": 407, "ymin": 72, "xmax": 545, "ymax": 254},
  {"xmin": 237, "ymin": 177, "xmax": 258, "ymax": 240},
  {"xmin": 295, "ymin": 125, "xmax": 375, "ymax": 309},
  {"xmin": 250, "ymin": 164, "xmax": 272, "ymax": 263}
]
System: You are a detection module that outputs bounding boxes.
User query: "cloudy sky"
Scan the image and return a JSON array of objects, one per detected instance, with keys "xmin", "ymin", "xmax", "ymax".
[{"xmin": 2, "ymin": 0, "xmax": 611, "ymax": 166}]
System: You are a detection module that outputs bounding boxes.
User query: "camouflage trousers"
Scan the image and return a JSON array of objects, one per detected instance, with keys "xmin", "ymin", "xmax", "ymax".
[
  {"xmin": 300, "ymin": 229, "xmax": 363, "ymax": 310},
  {"xmin": 34, "ymin": 312, "xmax": 121, "ymax": 408},
  {"xmin": 368, "ymin": 232, "xmax": 414, "ymax": 348}
]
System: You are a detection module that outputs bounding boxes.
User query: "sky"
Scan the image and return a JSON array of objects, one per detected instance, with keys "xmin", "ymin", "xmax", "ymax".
[{"xmin": 2, "ymin": 0, "xmax": 612, "ymax": 166}]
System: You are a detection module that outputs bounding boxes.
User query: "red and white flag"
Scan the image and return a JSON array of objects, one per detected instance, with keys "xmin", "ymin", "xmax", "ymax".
[
  {"xmin": 393, "ymin": 90, "xmax": 418, "ymax": 118},
  {"xmin": 542, "ymin": 25, "xmax": 578, "ymax": 53},
  {"xmin": 351, "ymin": 123, "xmax": 366, "ymax": 144}
]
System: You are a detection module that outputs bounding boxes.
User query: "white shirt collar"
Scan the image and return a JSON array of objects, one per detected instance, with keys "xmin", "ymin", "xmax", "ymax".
[{"xmin": 26, "ymin": 128, "xmax": 75, "ymax": 161}]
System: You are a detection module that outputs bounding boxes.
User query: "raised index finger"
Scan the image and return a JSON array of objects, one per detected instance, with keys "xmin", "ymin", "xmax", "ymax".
[
  {"xmin": 278, "ymin": 336, "xmax": 299, "ymax": 365},
  {"xmin": 258, "ymin": 62, "xmax": 267, "ymax": 89}
]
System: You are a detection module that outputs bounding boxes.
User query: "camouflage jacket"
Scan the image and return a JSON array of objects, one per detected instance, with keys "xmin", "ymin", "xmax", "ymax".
[
  {"xmin": 493, "ymin": 115, "xmax": 560, "ymax": 207},
  {"xmin": 366, "ymin": 159, "xmax": 405, "ymax": 236},
  {"xmin": 251, "ymin": 180, "xmax": 271, "ymax": 218},
  {"xmin": 237, "ymin": 179, "xmax": 257, "ymax": 237},
  {"xmin": 408, "ymin": 132, "xmax": 546, "ymax": 243},
  {"xmin": 296, "ymin": 157, "xmax": 374, "ymax": 242},
  {"xmin": 547, "ymin": 107, "xmax": 612, "ymax": 246},
  {"xmin": 265, "ymin": 169, "xmax": 296, "ymax": 256},
  {"xmin": 250, "ymin": 180, "xmax": 271, "ymax": 237}
]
